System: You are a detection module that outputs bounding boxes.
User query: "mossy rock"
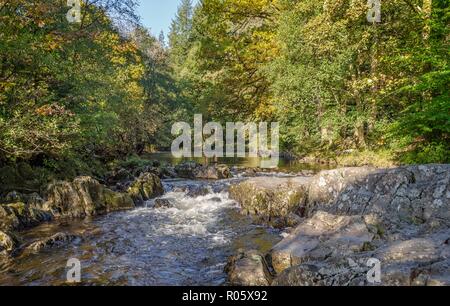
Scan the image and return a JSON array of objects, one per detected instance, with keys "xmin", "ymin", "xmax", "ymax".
[
  {"xmin": 45, "ymin": 176, "xmax": 138, "ymax": 218},
  {"xmin": 0, "ymin": 204, "xmax": 20, "ymax": 232},
  {"xmin": 127, "ymin": 173, "xmax": 164, "ymax": 205},
  {"xmin": 0, "ymin": 230, "xmax": 20, "ymax": 255},
  {"xmin": 1, "ymin": 202, "xmax": 52, "ymax": 231},
  {"xmin": 229, "ymin": 177, "xmax": 311, "ymax": 223},
  {"xmin": 104, "ymin": 189, "xmax": 135, "ymax": 212}
]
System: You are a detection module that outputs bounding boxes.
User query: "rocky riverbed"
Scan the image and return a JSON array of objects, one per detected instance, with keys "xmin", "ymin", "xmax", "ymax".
[
  {"xmin": 228, "ymin": 164, "xmax": 450, "ymax": 286},
  {"xmin": 0, "ymin": 162, "xmax": 449, "ymax": 286},
  {"xmin": 0, "ymin": 163, "xmax": 281, "ymax": 285}
]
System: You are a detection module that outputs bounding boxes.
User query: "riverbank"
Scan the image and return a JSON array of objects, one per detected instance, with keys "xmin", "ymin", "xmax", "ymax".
[{"xmin": 227, "ymin": 164, "xmax": 450, "ymax": 286}]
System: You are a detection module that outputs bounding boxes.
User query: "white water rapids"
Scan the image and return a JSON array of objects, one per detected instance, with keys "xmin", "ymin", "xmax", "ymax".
[{"xmin": 0, "ymin": 179, "xmax": 281, "ymax": 286}]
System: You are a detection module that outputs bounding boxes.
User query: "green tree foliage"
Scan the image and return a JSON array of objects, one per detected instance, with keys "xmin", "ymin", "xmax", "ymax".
[
  {"xmin": 0, "ymin": 0, "xmax": 175, "ymax": 175},
  {"xmin": 188, "ymin": 0, "xmax": 279, "ymax": 121},
  {"xmin": 184, "ymin": 0, "xmax": 448, "ymax": 163},
  {"xmin": 0, "ymin": 0, "xmax": 448, "ymax": 183},
  {"xmin": 169, "ymin": 0, "xmax": 194, "ymax": 74}
]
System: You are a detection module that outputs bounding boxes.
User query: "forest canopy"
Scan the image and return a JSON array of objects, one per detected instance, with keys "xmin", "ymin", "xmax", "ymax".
[
  {"xmin": 172, "ymin": 0, "xmax": 449, "ymax": 164},
  {"xmin": 0, "ymin": 0, "xmax": 448, "ymax": 189}
]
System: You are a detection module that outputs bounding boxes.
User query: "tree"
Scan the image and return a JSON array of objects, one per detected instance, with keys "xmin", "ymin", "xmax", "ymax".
[
  {"xmin": 169, "ymin": 0, "xmax": 194, "ymax": 75},
  {"xmin": 0, "ymin": 0, "xmax": 158, "ymax": 168}
]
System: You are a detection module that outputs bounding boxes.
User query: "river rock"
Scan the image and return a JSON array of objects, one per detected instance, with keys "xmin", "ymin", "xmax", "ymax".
[
  {"xmin": 103, "ymin": 189, "xmax": 135, "ymax": 212},
  {"xmin": 154, "ymin": 198, "xmax": 174, "ymax": 209},
  {"xmin": 307, "ymin": 167, "xmax": 377, "ymax": 209},
  {"xmin": 127, "ymin": 172, "xmax": 164, "ymax": 205},
  {"xmin": 0, "ymin": 202, "xmax": 52, "ymax": 232},
  {"xmin": 211, "ymin": 197, "xmax": 222, "ymax": 203},
  {"xmin": 225, "ymin": 250, "xmax": 273, "ymax": 286},
  {"xmin": 229, "ymin": 177, "xmax": 311, "ymax": 226},
  {"xmin": 106, "ymin": 168, "xmax": 133, "ymax": 186},
  {"xmin": 271, "ymin": 212, "xmax": 375, "ymax": 274},
  {"xmin": 174, "ymin": 162, "xmax": 231, "ymax": 180},
  {"xmin": 4, "ymin": 191, "xmax": 24, "ymax": 203},
  {"xmin": 273, "ymin": 230, "xmax": 450, "ymax": 286},
  {"xmin": 44, "ymin": 176, "xmax": 135, "ymax": 218},
  {"xmin": 272, "ymin": 258, "xmax": 371, "ymax": 286},
  {"xmin": 0, "ymin": 231, "xmax": 19, "ymax": 256},
  {"xmin": 186, "ymin": 185, "xmax": 211, "ymax": 197},
  {"xmin": 271, "ymin": 213, "xmax": 303, "ymax": 229},
  {"xmin": 160, "ymin": 165, "xmax": 177, "ymax": 179},
  {"xmin": 268, "ymin": 164, "xmax": 450, "ymax": 286},
  {"xmin": 24, "ymin": 232, "xmax": 79, "ymax": 254},
  {"xmin": 24, "ymin": 193, "xmax": 45, "ymax": 208},
  {"xmin": 310, "ymin": 165, "xmax": 450, "ymax": 234},
  {"xmin": 231, "ymin": 165, "xmax": 449, "ymax": 230}
]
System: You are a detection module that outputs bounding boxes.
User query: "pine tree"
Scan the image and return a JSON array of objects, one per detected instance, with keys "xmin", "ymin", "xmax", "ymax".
[
  {"xmin": 158, "ymin": 31, "xmax": 166, "ymax": 48},
  {"xmin": 169, "ymin": 0, "xmax": 194, "ymax": 72}
]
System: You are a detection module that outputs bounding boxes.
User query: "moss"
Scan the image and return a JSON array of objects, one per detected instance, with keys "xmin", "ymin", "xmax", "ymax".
[
  {"xmin": 286, "ymin": 188, "xmax": 307, "ymax": 209},
  {"xmin": 104, "ymin": 189, "xmax": 134, "ymax": 212},
  {"xmin": 127, "ymin": 186, "xmax": 141, "ymax": 198},
  {"xmin": 127, "ymin": 173, "xmax": 163, "ymax": 205}
]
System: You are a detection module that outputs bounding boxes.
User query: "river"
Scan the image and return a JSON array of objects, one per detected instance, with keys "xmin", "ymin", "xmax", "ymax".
[
  {"xmin": 0, "ymin": 156, "xmax": 331, "ymax": 286},
  {"xmin": 0, "ymin": 177, "xmax": 283, "ymax": 286}
]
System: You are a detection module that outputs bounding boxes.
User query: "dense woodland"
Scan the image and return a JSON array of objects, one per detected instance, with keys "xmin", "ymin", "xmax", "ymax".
[{"xmin": 0, "ymin": 0, "xmax": 448, "ymax": 191}]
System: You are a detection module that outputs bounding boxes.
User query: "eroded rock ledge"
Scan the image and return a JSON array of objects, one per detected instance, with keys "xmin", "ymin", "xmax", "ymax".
[
  {"xmin": 0, "ymin": 172, "xmax": 164, "ymax": 258},
  {"xmin": 229, "ymin": 176, "xmax": 311, "ymax": 228},
  {"xmin": 227, "ymin": 165, "xmax": 450, "ymax": 286}
]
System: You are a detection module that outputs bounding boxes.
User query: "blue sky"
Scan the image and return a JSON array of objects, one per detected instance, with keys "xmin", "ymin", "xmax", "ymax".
[{"xmin": 137, "ymin": 0, "xmax": 199, "ymax": 38}]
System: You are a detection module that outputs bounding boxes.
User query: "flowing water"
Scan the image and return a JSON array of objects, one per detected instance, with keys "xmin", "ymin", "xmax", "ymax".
[{"xmin": 0, "ymin": 178, "xmax": 283, "ymax": 286}]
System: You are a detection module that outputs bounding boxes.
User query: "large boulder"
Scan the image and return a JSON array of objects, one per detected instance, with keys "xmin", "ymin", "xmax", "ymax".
[
  {"xmin": 225, "ymin": 250, "xmax": 273, "ymax": 286},
  {"xmin": 227, "ymin": 164, "xmax": 449, "ymax": 286},
  {"xmin": 269, "ymin": 164, "xmax": 450, "ymax": 286},
  {"xmin": 271, "ymin": 212, "xmax": 375, "ymax": 274},
  {"xmin": 307, "ymin": 167, "xmax": 377, "ymax": 207},
  {"xmin": 0, "ymin": 202, "xmax": 52, "ymax": 232},
  {"xmin": 174, "ymin": 162, "xmax": 231, "ymax": 180},
  {"xmin": 273, "ymin": 230, "xmax": 450, "ymax": 286},
  {"xmin": 127, "ymin": 172, "xmax": 164, "ymax": 205},
  {"xmin": 272, "ymin": 258, "xmax": 372, "ymax": 286},
  {"xmin": 229, "ymin": 177, "xmax": 311, "ymax": 227},
  {"xmin": 230, "ymin": 165, "xmax": 449, "ymax": 231},
  {"xmin": 44, "ymin": 176, "xmax": 135, "ymax": 218},
  {"xmin": 0, "ymin": 200, "xmax": 53, "ymax": 257},
  {"xmin": 103, "ymin": 189, "xmax": 135, "ymax": 212},
  {"xmin": 0, "ymin": 177, "xmax": 134, "ymax": 257},
  {"xmin": 310, "ymin": 165, "xmax": 450, "ymax": 234}
]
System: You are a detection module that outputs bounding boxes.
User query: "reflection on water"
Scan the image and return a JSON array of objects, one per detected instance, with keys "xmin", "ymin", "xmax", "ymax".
[
  {"xmin": 0, "ymin": 179, "xmax": 281, "ymax": 286},
  {"xmin": 146, "ymin": 152, "xmax": 332, "ymax": 173}
]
